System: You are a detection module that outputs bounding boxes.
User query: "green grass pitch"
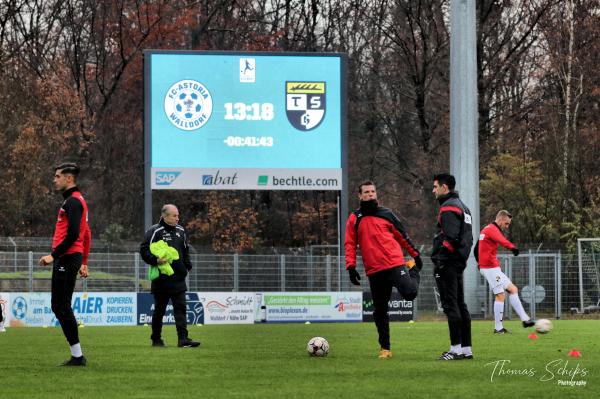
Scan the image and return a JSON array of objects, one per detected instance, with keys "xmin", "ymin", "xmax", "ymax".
[{"xmin": 1, "ymin": 320, "xmax": 598, "ymax": 398}]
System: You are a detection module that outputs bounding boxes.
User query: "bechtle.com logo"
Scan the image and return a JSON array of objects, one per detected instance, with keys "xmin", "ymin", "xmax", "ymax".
[
  {"xmin": 202, "ymin": 170, "xmax": 238, "ymax": 186},
  {"xmin": 257, "ymin": 175, "xmax": 268, "ymax": 186}
]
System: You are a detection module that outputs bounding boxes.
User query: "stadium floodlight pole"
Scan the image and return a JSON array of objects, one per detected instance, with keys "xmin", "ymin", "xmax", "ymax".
[
  {"xmin": 339, "ymin": 58, "xmax": 349, "ymax": 288},
  {"xmin": 450, "ymin": 0, "xmax": 480, "ymax": 313}
]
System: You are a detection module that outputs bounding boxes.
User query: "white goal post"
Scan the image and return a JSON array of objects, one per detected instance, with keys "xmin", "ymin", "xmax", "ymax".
[{"xmin": 577, "ymin": 238, "xmax": 600, "ymax": 312}]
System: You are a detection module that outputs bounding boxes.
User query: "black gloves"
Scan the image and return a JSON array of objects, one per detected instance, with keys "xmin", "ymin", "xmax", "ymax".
[
  {"xmin": 511, "ymin": 248, "xmax": 520, "ymax": 257},
  {"xmin": 414, "ymin": 256, "xmax": 423, "ymax": 271},
  {"xmin": 348, "ymin": 267, "xmax": 361, "ymax": 286}
]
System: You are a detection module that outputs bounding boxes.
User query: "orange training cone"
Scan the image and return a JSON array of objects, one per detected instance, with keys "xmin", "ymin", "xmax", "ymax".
[
  {"xmin": 528, "ymin": 332, "xmax": 538, "ymax": 340},
  {"xmin": 568, "ymin": 349, "xmax": 582, "ymax": 358}
]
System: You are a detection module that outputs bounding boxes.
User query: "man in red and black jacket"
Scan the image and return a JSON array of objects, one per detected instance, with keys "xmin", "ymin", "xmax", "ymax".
[
  {"xmin": 345, "ymin": 181, "xmax": 422, "ymax": 359},
  {"xmin": 39, "ymin": 163, "xmax": 91, "ymax": 367},
  {"xmin": 431, "ymin": 173, "xmax": 473, "ymax": 361}
]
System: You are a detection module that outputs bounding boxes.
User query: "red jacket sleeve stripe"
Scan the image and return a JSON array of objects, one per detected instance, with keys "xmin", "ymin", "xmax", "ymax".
[
  {"xmin": 442, "ymin": 240, "xmax": 455, "ymax": 252},
  {"xmin": 344, "ymin": 213, "xmax": 358, "ymax": 269}
]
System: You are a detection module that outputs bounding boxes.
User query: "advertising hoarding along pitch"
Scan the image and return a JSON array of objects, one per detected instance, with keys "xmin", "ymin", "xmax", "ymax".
[
  {"xmin": 5, "ymin": 293, "xmax": 137, "ymax": 327},
  {"xmin": 262, "ymin": 292, "xmax": 362, "ymax": 322},
  {"xmin": 362, "ymin": 292, "xmax": 414, "ymax": 322},
  {"xmin": 146, "ymin": 51, "xmax": 345, "ymax": 190},
  {"xmin": 136, "ymin": 292, "xmax": 254, "ymax": 325}
]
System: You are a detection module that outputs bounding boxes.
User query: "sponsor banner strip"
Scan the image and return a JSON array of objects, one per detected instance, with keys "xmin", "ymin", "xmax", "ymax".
[
  {"xmin": 3, "ymin": 291, "xmax": 364, "ymax": 327},
  {"xmin": 262, "ymin": 292, "xmax": 362, "ymax": 322},
  {"xmin": 152, "ymin": 168, "xmax": 342, "ymax": 190},
  {"xmin": 137, "ymin": 292, "xmax": 254, "ymax": 325},
  {"xmin": 6, "ymin": 293, "xmax": 137, "ymax": 327},
  {"xmin": 362, "ymin": 291, "xmax": 414, "ymax": 322}
]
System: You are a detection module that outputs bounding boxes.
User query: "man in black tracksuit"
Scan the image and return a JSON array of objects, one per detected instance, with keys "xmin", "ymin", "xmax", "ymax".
[
  {"xmin": 431, "ymin": 173, "xmax": 473, "ymax": 360},
  {"xmin": 140, "ymin": 204, "xmax": 200, "ymax": 348},
  {"xmin": 39, "ymin": 163, "xmax": 91, "ymax": 366}
]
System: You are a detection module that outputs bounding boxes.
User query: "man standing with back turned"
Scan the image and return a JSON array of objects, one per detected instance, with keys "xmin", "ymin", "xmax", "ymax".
[
  {"xmin": 39, "ymin": 163, "xmax": 91, "ymax": 366},
  {"xmin": 431, "ymin": 173, "xmax": 473, "ymax": 360},
  {"xmin": 345, "ymin": 181, "xmax": 423, "ymax": 359}
]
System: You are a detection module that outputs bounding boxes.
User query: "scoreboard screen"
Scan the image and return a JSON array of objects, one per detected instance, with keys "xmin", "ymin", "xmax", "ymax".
[{"xmin": 145, "ymin": 51, "xmax": 345, "ymax": 190}]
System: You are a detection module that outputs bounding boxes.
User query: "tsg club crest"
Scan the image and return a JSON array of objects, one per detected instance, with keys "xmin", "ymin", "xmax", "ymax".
[
  {"xmin": 164, "ymin": 79, "xmax": 213, "ymax": 131},
  {"xmin": 286, "ymin": 81, "xmax": 326, "ymax": 131}
]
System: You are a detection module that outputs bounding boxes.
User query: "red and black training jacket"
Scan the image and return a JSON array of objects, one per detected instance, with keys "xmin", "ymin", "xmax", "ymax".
[
  {"xmin": 345, "ymin": 206, "xmax": 420, "ymax": 276},
  {"xmin": 431, "ymin": 192, "xmax": 473, "ymax": 264},
  {"xmin": 474, "ymin": 222, "xmax": 515, "ymax": 269},
  {"xmin": 51, "ymin": 186, "xmax": 91, "ymax": 264}
]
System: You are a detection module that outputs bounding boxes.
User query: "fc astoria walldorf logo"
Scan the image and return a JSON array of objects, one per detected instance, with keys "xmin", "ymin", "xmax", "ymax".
[
  {"xmin": 164, "ymin": 79, "xmax": 213, "ymax": 131},
  {"xmin": 286, "ymin": 81, "xmax": 326, "ymax": 131}
]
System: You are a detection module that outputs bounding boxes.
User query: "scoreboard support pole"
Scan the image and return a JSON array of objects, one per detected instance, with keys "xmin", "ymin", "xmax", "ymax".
[{"xmin": 144, "ymin": 51, "xmax": 153, "ymax": 231}]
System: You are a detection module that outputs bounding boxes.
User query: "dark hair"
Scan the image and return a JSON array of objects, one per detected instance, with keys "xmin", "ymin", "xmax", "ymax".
[
  {"xmin": 358, "ymin": 180, "xmax": 375, "ymax": 193},
  {"xmin": 433, "ymin": 173, "xmax": 455, "ymax": 191},
  {"xmin": 55, "ymin": 162, "xmax": 80, "ymax": 178}
]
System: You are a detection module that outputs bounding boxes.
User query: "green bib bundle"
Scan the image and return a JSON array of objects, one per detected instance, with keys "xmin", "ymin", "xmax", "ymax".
[{"xmin": 147, "ymin": 240, "xmax": 179, "ymax": 280}]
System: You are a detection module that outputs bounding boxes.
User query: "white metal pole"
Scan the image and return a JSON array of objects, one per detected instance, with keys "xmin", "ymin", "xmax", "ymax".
[
  {"xmin": 337, "ymin": 194, "xmax": 341, "ymax": 291},
  {"xmin": 578, "ymin": 239, "xmax": 584, "ymax": 312},
  {"xmin": 450, "ymin": 0, "xmax": 480, "ymax": 312}
]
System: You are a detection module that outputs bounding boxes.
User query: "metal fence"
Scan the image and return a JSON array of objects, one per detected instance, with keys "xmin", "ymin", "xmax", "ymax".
[{"xmin": 1, "ymin": 250, "xmax": 599, "ymax": 319}]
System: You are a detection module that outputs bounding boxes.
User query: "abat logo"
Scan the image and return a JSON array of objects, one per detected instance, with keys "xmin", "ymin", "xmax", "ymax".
[{"xmin": 201, "ymin": 170, "xmax": 238, "ymax": 186}]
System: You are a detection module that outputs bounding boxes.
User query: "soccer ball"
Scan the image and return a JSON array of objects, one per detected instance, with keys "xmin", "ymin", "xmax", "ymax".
[
  {"xmin": 534, "ymin": 318, "xmax": 553, "ymax": 334},
  {"xmin": 307, "ymin": 336, "xmax": 329, "ymax": 357}
]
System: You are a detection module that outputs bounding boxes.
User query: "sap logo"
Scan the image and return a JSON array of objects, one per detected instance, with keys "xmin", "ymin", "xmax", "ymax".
[
  {"xmin": 156, "ymin": 172, "xmax": 181, "ymax": 186},
  {"xmin": 72, "ymin": 296, "xmax": 103, "ymax": 314}
]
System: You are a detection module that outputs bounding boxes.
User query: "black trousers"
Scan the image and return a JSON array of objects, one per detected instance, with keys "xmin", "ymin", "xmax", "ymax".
[
  {"xmin": 151, "ymin": 290, "xmax": 188, "ymax": 341},
  {"xmin": 434, "ymin": 260, "xmax": 471, "ymax": 347},
  {"xmin": 51, "ymin": 253, "xmax": 82, "ymax": 346},
  {"xmin": 368, "ymin": 266, "xmax": 420, "ymax": 350}
]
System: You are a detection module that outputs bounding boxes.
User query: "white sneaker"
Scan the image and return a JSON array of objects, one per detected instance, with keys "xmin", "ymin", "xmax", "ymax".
[{"xmin": 0, "ymin": 326, "xmax": 6, "ymax": 332}]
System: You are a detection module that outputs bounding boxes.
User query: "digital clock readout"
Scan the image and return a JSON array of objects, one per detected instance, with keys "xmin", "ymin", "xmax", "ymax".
[
  {"xmin": 223, "ymin": 102, "xmax": 274, "ymax": 121},
  {"xmin": 223, "ymin": 136, "xmax": 274, "ymax": 147}
]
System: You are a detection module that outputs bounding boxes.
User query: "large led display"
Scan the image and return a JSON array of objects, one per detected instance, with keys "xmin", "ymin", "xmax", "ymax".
[{"xmin": 145, "ymin": 51, "xmax": 345, "ymax": 190}]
